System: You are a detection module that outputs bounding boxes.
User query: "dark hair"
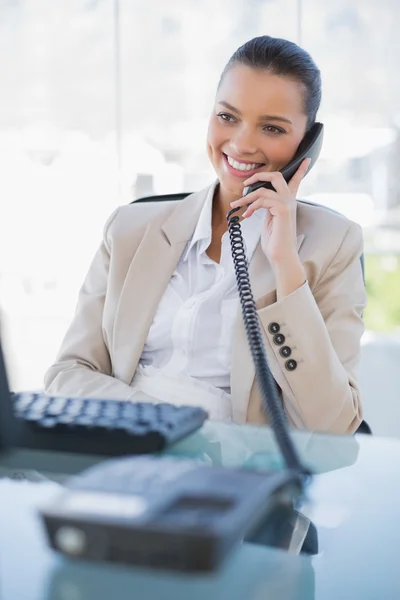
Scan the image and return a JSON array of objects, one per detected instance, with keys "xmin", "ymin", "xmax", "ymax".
[{"xmin": 219, "ymin": 36, "xmax": 321, "ymax": 130}]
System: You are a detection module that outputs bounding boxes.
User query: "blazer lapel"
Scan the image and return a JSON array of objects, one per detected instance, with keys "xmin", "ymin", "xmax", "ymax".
[
  {"xmin": 230, "ymin": 233, "xmax": 305, "ymax": 423},
  {"xmin": 112, "ymin": 186, "xmax": 211, "ymax": 384}
]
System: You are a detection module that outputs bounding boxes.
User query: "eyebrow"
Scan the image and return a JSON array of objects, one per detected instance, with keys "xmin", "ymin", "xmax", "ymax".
[{"xmin": 218, "ymin": 101, "xmax": 293, "ymax": 125}]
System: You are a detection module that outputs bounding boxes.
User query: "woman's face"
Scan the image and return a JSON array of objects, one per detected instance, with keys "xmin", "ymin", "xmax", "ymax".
[{"xmin": 207, "ymin": 64, "xmax": 309, "ymax": 201}]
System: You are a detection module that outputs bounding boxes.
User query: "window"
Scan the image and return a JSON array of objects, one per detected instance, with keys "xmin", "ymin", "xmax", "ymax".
[{"xmin": 1, "ymin": 0, "xmax": 399, "ymax": 401}]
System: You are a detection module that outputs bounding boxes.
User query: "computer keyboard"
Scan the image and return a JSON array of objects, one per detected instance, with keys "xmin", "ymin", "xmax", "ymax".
[{"xmin": 11, "ymin": 392, "xmax": 208, "ymax": 456}]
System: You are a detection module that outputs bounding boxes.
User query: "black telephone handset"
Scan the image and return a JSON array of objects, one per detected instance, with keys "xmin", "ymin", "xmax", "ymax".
[
  {"xmin": 226, "ymin": 122, "xmax": 324, "ymax": 478},
  {"xmin": 243, "ymin": 122, "xmax": 324, "ymax": 196}
]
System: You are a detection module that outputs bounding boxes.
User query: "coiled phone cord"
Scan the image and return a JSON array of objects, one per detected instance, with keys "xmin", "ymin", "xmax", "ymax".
[{"xmin": 227, "ymin": 207, "xmax": 309, "ymax": 477}]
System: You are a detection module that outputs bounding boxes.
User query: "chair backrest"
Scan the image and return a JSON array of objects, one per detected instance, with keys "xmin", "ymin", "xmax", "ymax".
[
  {"xmin": 133, "ymin": 192, "xmax": 371, "ymax": 435},
  {"xmin": 134, "ymin": 193, "xmax": 190, "ymax": 204}
]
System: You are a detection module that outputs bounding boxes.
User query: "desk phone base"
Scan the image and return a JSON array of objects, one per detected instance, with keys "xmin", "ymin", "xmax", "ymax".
[{"xmin": 40, "ymin": 455, "xmax": 303, "ymax": 572}]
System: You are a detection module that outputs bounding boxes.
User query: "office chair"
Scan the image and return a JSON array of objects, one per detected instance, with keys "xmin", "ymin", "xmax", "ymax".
[{"xmin": 133, "ymin": 192, "xmax": 372, "ymax": 435}]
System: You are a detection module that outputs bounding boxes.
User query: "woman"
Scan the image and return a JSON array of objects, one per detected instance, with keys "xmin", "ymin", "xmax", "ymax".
[{"xmin": 44, "ymin": 36, "xmax": 367, "ymax": 434}]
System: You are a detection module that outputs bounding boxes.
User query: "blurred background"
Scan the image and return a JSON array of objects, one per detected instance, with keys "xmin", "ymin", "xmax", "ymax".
[{"xmin": 0, "ymin": 0, "xmax": 399, "ymax": 436}]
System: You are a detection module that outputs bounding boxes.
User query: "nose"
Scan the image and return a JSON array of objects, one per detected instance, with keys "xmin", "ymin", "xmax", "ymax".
[{"xmin": 230, "ymin": 125, "xmax": 258, "ymax": 156}]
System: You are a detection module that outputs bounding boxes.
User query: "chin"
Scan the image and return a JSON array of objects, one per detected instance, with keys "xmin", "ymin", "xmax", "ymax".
[{"xmin": 218, "ymin": 172, "xmax": 244, "ymax": 199}]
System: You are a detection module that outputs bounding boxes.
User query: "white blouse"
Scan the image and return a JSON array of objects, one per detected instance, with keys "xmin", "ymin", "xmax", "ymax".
[{"xmin": 134, "ymin": 183, "xmax": 265, "ymax": 400}]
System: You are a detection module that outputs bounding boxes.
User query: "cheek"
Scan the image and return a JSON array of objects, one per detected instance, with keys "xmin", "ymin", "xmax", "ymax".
[
  {"xmin": 207, "ymin": 118, "xmax": 225, "ymax": 153},
  {"xmin": 267, "ymin": 136, "xmax": 304, "ymax": 169},
  {"xmin": 206, "ymin": 123, "xmax": 220, "ymax": 167},
  {"xmin": 206, "ymin": 125, "xmax": 214, "ymax": 163}
]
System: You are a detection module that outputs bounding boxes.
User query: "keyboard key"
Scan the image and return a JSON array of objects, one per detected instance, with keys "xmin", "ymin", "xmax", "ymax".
[
  {"xmin": 136, "ymin": 403, "xmax": 157, "ymax": 424},
  {"xmin": 24, "ymin": 410, "xmax": 44, "ymax": 422},
  {"xmin": 121, "ymin": 404, "xmax": 137, "ymax": 418},
  {"xmin": 103, "ymin": 403, "xmax": 121, "ymax": 418},
  {"xmin": 83, "ymin": 401, "xmax": 103, "ymax": 418},
  {"xmin": 46, "ymin": 398, "xmax": 68, "ymax": 416},
  {"xmin": 56, "ymin": 414, "xmax": 77, "ymax": 426},
  {"xmin": 14, "ymin": 393, "xmax": 35, "ymax": 414},
  {"xmin": 31, "ymin": 397, "xmax": 52, "ymax": 413},
  {"xmin": 93, "ymin": 417, "xmax": 116, "ymax": 429},
  {"xmin": 66, "ymin": 401, "xmax": 85, "ymax": 417},
  {"xmin": 74, "ymin": 416, "xmax": 98, "ymax": 427}
]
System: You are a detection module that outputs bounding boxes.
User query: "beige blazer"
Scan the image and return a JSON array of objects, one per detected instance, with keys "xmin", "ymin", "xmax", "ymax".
[{"xmin": 44, "ymin": 182, "xmax": 367, "ymax": 434}]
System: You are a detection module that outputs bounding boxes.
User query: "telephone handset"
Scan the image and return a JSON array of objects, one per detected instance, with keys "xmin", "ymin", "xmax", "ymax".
[
  {"xmin": 243, "ymin": 121, "xmax": 324, "ymax": 196},
  {"xmin": 226, "ymin": 122, "xmax": 324, "ymax": 478}
]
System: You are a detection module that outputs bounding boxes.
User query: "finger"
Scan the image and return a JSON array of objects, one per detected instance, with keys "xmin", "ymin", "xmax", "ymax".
[
  {"xmin": 287, "ymin": 157, "xmax": 312, "ymax": 194},
  {"xmin": 230, "ymin": 188, "xmax": 276, "ymax": 209},
  {"xmin": 243, "ymin": 195, "xmax": 292, "ymax": 219},
  {"xmin": 243, "ymin": 170, "xmax": 289, "ymax": 196},
  {"xmin": 242, "ymin": 199, "xmax": 265, "ymax": 218}
]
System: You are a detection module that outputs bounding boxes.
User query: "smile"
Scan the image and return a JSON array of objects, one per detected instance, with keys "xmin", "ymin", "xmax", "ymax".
[
  {"xmin": 225, "ymin": 154, "xmax": 264, "ymax": 171},
  {"xmin": 223, "ymin": 153, "xmax": 265, "ymax": 178}
]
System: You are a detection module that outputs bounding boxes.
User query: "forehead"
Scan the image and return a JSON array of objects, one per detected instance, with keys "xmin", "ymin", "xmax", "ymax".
[{"xmin": 217, "ymin": 64, "xmax": 305, "ymax": 118}]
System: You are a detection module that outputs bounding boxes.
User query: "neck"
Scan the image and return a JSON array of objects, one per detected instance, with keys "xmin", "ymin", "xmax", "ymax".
[{"xmin": 212, "ymin": 182, "xmax": 245, "ymax": 229}]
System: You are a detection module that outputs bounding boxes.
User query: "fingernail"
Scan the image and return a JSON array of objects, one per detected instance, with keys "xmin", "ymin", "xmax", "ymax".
[{"xmin": 242, "ymin": 209, "xmax": 248, "ymax": 218}]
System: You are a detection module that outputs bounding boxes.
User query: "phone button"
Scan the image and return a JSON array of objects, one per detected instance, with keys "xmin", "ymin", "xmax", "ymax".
[
  {"xmin": 273, "ymin": 333, "xmax": 285, "ymax": 346},
  {"xmin": 285, "ymin": 359, "xmax": 297, "ymax": 372},
  {"xmin": 268, "ymin": 322, "xmax": 280, "ymax": 334}
]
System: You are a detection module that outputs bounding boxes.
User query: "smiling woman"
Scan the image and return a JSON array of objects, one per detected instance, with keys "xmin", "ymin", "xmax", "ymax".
[{"xmin": 44, "ymin": 35, "xmax": 367, "ymax": 436}]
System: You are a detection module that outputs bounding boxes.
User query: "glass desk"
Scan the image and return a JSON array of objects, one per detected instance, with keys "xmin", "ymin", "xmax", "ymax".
[{"xmin": 1, "ymin": 422, "xmax": 399, "ymax": 599}]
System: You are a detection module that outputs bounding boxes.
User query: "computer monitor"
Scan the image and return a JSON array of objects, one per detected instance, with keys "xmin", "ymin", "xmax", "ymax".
[{"xmin": 0, "ymin": 336, "xmax": 24, "ymax": 453}]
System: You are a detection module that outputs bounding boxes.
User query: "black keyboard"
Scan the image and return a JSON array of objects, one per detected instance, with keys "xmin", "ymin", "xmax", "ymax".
[{"xmin": 11, "ymin": 392, "xmax": 208, "ymax": 456}]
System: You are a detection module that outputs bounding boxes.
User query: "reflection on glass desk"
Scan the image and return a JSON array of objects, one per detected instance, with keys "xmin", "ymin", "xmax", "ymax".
[
  {"xmin": 0, "ymin": 420, "xmax": 360, "ymax": 481},
  {"xmin": 1, "ymin": 422, "xmax": 400, "ymax": 599},
  {"xmin": 163, "ymin": 420, "xmax": 362, "ymax": 473}
]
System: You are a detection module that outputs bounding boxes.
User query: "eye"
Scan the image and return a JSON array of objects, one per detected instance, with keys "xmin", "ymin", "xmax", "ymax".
[
  {"xmin": 263, "ymin": 125, "xmax": 286, "ymax": 135},
  {"xmin": 217, "ymin": 112, "xmax": 236, "ymax": 123}
]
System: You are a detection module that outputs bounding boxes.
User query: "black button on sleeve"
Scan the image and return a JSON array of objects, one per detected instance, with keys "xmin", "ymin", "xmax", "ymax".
[
  {"xmin": 285, "ymin": 359, "xmax": 297, "ymax": 371},
  {"xmin": 273, "ymin": 333, "xmax": 285, "ymax": 346},
  {"xmin": 268, "ymin": 322, "xmax": 280, "ymax": 334},
  {"xmin": 280, "ymin": 346, "xmax": 292, "ymax": 358}
]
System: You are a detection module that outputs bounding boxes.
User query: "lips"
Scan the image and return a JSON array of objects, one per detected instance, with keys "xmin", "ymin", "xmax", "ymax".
[{"xmin": 222, "ymin": 153, "xmax": 265, "ymax": 178}]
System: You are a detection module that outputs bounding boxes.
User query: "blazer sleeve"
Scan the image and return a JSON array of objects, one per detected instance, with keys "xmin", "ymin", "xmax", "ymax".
[
  {"xmin": 257, "ymin": 222, "xmax": 367, "ymax": 434},
  {"xmin": 44, "ymin": 208, "xmax": 136, "ymax": 401}
]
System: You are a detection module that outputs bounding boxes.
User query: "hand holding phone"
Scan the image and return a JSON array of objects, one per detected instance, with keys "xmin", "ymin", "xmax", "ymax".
[
  {"xmin": 229, "ymin": 123, "xmax": 324, "ymax": 268},
  {"xmin": 239, "ymin": 157, "xmax": 311, "ymax": 220},
  {"xmin": 244, "ymin": 122, "xmax": 324, "ymax": 196}
]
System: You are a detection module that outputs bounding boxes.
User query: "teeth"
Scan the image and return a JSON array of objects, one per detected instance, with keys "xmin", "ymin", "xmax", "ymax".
[{"xmin": 226, "ymin": 155, "xmax": 262, "ymax": 171}]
